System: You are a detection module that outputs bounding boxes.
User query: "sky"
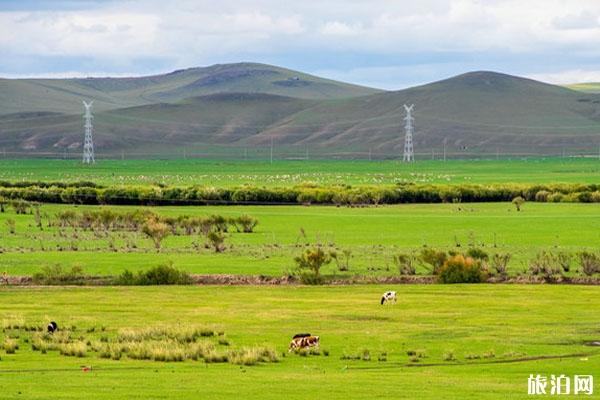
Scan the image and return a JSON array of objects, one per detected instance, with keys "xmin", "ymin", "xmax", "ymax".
[{"xmin": 1, "ymin": 0, "xmax": 600, "ymax": 89}]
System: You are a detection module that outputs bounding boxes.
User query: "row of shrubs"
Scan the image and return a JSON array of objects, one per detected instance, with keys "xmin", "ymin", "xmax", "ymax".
[
  {"xmin": 32, "ymin": 264, "xmax": 194, "ymax": 286},
  {"xmin": 2, "ymin": 182, "xmax": 600, "ymax": 205},
  {"xmin": 53, "ymin": 209, "xmax": 258, "ymax": 234},
  {"xmin": 293, "ymin": 245, "xmax": 600, "ymax": 284}
]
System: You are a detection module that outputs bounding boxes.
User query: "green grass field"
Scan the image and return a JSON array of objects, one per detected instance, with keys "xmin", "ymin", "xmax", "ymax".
[
  {"xmin": 0, "ymin": 202, "xmax": 599, "ymax": 277},
  {"xmin": 0, "ymin": 158, "xmax": 599, "ymax": 186},
  {"xmin": 0, "ymin": 285, "xmax": 599, "ymax": 399},
  {"xmin": 2, "ymin": 157, "xmax": 600, "ymax": 399}
]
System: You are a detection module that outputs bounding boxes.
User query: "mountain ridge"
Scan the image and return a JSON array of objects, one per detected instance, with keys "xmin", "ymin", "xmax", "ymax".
[{"xmin": 1, "ymin": 66, "xmax": 599, "ymax": 157}]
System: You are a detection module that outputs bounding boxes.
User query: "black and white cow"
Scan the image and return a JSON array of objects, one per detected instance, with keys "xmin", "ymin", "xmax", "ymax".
[
  {"xmin": 380, "ymin": 291, "xmax": 397, "ymax": 305},
  {"xmin": 47, "ymin": 321, "xmax": 58, "ymax": 333}
]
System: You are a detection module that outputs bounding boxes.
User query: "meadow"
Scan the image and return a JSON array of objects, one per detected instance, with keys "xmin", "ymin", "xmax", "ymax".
[
  {"xmin": 1, "ymin": 285, "xmax": 599, "ymax": 399},
  {"xmin": 0, "ymin": 157, "xmax": 599, "ymax": 186},
  {"xmin": 1, "ymin": 157, "xmax": 599, "ymax": 399},
  {"xmin": 0, "ymin": 202, "xmax": 599, "ymax": 277}
]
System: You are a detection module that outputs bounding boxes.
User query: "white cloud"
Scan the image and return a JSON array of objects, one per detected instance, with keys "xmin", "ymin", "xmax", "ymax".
[
  {"xmin": 528, "ymin": 69, "xmax": 600, "ymax": 84},
  {"xmin": 2, "ymin": 0, "xmax": 600, "ymax": 86}
]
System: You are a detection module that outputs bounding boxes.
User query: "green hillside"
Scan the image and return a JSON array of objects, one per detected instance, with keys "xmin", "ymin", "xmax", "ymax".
[
  {"xmin": 0, "ymin": 63, "xmax": 380, "ymax": 115},
  {"xmin": 259, "ymin": 71, "xmax": 600, "ymax": 155},
  {"xmin": 1, "ymin": 69, "xmax": 600, "ymax": 157}
]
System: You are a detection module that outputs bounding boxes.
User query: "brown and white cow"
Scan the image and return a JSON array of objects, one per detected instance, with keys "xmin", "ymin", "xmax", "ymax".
[{"xmin": 289, "ymin": 334, "xmax": 320, "ymax": 352}]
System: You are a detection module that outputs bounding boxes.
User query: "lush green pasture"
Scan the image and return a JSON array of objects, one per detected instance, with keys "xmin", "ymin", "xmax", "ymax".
[
  {"xmin": 1, "ymin": 202, "xmax": 599, "ymax": 276},
  {"xmin": 0, "ymin": 158, "xmax": 599, "ymax": 186},
  {"xmin": 0, "ymin": 285, "xmax": 598, "ymax": 399}
]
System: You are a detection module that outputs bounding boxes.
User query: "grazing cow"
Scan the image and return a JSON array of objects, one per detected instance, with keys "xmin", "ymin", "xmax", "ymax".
[
  {"xmin": 289, "ymin": 335, "xmax": 320, "ymax": 352},
  {"xmin": 47, "ymin": 321, "xmax": 58, "ymax": 333},
  {"xmin": 380, "ymin": 291, "xmax": 397, "ymax": 305}
]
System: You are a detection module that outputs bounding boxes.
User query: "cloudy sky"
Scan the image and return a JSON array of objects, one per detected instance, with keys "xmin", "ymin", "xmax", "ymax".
[{"xmin": 1, "ymin": 0, "xmax": 600, "ymax": 89}]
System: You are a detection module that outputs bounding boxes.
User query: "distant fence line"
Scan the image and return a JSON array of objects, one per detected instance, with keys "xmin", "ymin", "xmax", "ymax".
[{"xmin": 0, "ymin": 145, "xmax": 600, "ymax": 161}]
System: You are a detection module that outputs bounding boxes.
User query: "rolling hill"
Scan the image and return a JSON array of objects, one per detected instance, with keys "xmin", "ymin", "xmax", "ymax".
[
  {"xmin": 0, "ymin": 63, "xmax": 380, "ymax": 115},
  {"xmin": 1, "ymin": 66, "xmax": 600, "ymax": 158}
]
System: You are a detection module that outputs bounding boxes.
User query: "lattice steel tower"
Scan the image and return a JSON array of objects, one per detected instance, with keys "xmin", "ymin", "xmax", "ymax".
[
  {"xmin": 403, "ymin": 104, "xmax": 414, "ymax": 162},
  {"xmin": 82, "ymin": 101, "xmax": 95, "ymax": 164}
]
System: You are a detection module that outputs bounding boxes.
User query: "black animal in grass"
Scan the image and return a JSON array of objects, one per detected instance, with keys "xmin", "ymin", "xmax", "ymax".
[
  {"xmin": 47, "ymin": 321, "xmax": 58, "ymax": 333},
  {"xmin": 292, "ymin": 333, "xmax": 311, "ymax": 339}
]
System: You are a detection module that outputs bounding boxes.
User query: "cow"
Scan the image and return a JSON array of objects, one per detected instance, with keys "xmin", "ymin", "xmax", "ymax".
[
  {"xmin": 289, "ymin": 335, "xmax": 319, "ymax": 352},
  {"xmin": 47, "ymin": 321, "xmax": 58, "ymax": 333},
  {"xmin": 381, "ymin": 291, "xmax": 397, "ymax": 305}
]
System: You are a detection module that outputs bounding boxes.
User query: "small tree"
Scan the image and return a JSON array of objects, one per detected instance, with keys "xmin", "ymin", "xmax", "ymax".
[
  {"xmin": 142, "ymin": 220, "xmax": 171, "ymax": 251},
  {"xmin": 294, "ymin": 246, "xmax": 332, "ymax": 283},
  {"xmin": 512, "ymin": 196, "xmax": 525, "ymax": 212},
  {"xmin": 207, "ymin": 230, "xmax": 226, "ymax": 253}
]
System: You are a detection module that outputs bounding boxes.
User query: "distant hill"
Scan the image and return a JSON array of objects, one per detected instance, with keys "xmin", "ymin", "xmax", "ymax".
[
  {"xmin": 1, "ymin": 68, "xmax": 599, "ymax": 157},
  {"xmin": 565, "ymin": 82, "xmax": 600, "ymax": 93},
  {"xmin": 0, "ymin": 63, "xmax": 380, "ymax": 115}
]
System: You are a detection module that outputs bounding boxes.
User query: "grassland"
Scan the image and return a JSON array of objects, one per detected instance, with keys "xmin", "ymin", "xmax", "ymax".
[
  {"xmin": 0, "ymin": 285, "xmax": 599, "ymax": 399},
  {"xmin": 0, "ymin": 158, "xmax": 599, "ymax": 187},
  {"xmin": 0, "ymin": 202, "xmax": 598, "ymax": 277}
]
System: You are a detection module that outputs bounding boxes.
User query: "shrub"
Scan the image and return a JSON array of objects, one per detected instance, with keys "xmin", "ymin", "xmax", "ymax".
[
  {"xmin": 490, "ymin": 253, "xmax": 511, "ymax": 276},
  {"xmin": 393, "ymin": 253, "xmax": 416, "ymax": 275},
  {"xmin": 438, "ymin": 255, "xmax": 485, "ymax": 283},
  {"xmin": 466, "ymin": 248, "xmax": 488, "ymax": 262},
  {"xmin": 228, "ymin": 346, "xmax": 279, "ymax": 365},
  {"xmin": 207, "ymin": 231, "xmax": 226, "ymax": 253},
  {"xmin": 116, "ymin": 263, "xmax": 192, "ymax": 285},
  {"xmin": 330, "ymin": 249, "xmax": 352, "ymax": 272},
  {"xmin": 32, "ymin": 264, "xmax": 88, "ymax": 285},
  {"xmin": 556, "ymin": 252, "xmax": 571, "ymax": 273},
  {"xmin": 579, "ymin": 252, "xmax": 600, "ymax": 276},
  {"xmin": 58, "ymin": 342, "xmax": 87, "ymax": 357},
  {"xmin": 142, "ymin": 219, "xmax": 171, "ymax": 251},
  {"xmin": 528, "ymin": 251, "xmax": 561, "ymax": 280},
  {"xmin": 5, "ymin": 218, "xmax": 15, "ymax": 234},
  {"xmin": 294, "ymin": 246, "xmax": 332, "ymax": 284},
  {"xmin": 419, "ymin": 248, "xmax": 447, "ymax": 275},
  {"xmin": 443, "ymin": 350, "xmax": 456, "ymax": 362},
  {"xmin": 3, "ymin": 338, "xmax": 18, "ymax": 354},
  {"xmin": 234, "ymin": 215, "xmax": 259, "ymax": 233}
]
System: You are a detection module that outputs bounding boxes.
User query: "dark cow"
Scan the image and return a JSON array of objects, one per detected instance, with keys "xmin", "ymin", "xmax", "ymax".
[
  {"xmin": 292, "ymin": 333, "xmax": 311, "ymax": 339},
  {"xmin": 47, "ymin": 321, "xmax": 58, "ymax": 333}
]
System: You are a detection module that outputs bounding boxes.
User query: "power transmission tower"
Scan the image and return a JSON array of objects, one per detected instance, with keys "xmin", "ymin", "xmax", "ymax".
[
  {"xmin": 402, "ymin": 104, "xmax": 414, "ymax": 162},
  {"xmin": 82, "ymin": 101, "xmax": 95, "ymax": 164}
]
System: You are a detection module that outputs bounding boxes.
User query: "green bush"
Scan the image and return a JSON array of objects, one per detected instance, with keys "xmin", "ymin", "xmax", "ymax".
[
  {"xmin": 294, "ymin": 246, "xmax": 332, "ymax": 284},
  {"xmin": 438, "ymin": 255, "xmax": 485, "ymax": 283},
  {"xmin": 419, "ymin": 248, "xmax": 447, "ymax": 274},
  {"xmin": 32, "ymin": 264, "xmax": 89, "ymax": 285},
  {"xmin": 116, "ymin": 263, "xmax": 193, "ymax": 285},
  {"xmin": 579, "ymin": 252, "xmax": 600, "ymax": 276}
]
